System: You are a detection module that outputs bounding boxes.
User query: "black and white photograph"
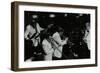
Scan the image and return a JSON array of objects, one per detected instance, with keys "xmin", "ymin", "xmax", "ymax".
[
  {"xmin": 24, "ymin": 11, "xmax": 91, "ymax": 61},
  {"xmin": 11, "ymin": 2, "xmax": 97, "ymax": 71}
]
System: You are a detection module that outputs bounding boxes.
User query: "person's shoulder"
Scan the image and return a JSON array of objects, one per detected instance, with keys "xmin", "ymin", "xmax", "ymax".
[
  {"xmin": 26, "ymin": 25, "xmax": 32, "ymax": 29},
  {"xmin": 53, "ymin": 32, "xmax": 59, "ymax": 36},
  {"xmin": 42, "ymin": 39, "xmax": 48, "ymax": 45}
]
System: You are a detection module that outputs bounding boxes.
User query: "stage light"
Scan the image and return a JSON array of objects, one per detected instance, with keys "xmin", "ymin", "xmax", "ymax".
[
  {"xmin": 76, "ymin": 14, "xmax": 83, "ymax": 18},
  {"xmin": 49, "ymin": 14, "xmax": 55, "ymax": 18},
  {"xmin": 32, "ymin": 15, "xmax": 38, "ymax": 19},
  {"xmin": 64, "ymin": 14, "xmax": 68, "ymax": 17},
  {"xmin": 79, "ymin": 14, "xmax": 83, "ymax": 16}
]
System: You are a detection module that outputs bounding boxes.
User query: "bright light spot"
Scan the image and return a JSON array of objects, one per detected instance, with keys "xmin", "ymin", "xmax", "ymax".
[
  {"xmin": 49, "ymin": 14, "xmax": 55, "ymax": 18},
  {"xmin": 32, "ymin": 15, "xmax": 38, "ymax": 19},
  {"xmin": 79, "ymin": 14, "xmax": 83, "ymax": 16},
  {"xmin": 64, "ymin": 14, "xmax": 68, "ymax": 17}
]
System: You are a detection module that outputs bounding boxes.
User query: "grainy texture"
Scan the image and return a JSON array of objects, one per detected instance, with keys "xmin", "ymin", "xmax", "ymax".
[{"xmin": 11, "ymin": 1, "xmax": 97, "ymax": 71}]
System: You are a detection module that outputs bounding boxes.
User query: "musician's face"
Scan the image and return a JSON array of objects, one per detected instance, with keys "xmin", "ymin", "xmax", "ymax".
[{"xmin": 59, "ymin": 31, "xmax": 63, "ymax": 36}]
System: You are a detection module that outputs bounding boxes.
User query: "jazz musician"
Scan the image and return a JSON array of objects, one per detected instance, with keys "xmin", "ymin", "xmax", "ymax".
[
  {"xmin": 52, "ymin": 27, "xmax": 68, "ymax": 60},
  {"xmin": 24, "ymin": 15, "xmax": 44, "ymax": 61}
]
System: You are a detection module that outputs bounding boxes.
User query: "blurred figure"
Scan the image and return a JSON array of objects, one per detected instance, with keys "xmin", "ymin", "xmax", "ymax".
[
  {"xmin": 42, "ymin": 33, "xmax": 54, "ymax": 60},
  {"xmin": 52, "ymin": 27, "xmax": 68, "ymax": 60},
  {"xmin": 65, "ymin": 28, "xmax": 90, "ymax": 59},
  {"xmin": 83, "ymin": 22, "xmax": 90, "ymax": 49},
  {"xmin": 24, "ymin": 19, "xmax": 44, "ymax": 46},
  {"xmin": 24, "ymin": 19, "xmax": 44, "ymax": 61}
]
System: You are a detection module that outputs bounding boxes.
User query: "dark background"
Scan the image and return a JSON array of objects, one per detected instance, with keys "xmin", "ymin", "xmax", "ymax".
[
  {"xmin": 24, "ymin": 11, "xmax": 90, "ymax": 60},
  {"xmin": 24, "ymin": 11, "xmax": 90, "ymax": 32}
]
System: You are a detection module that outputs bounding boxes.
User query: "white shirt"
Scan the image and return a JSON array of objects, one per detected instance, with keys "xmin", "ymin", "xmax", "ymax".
[
  {"xmin": 84, "ymin": 30, "xmax": 90, "ymax": 49},
  {"xmin": 42, "ymin": 39, "xmax": 54, "ymax": 60},
  {"xmin": 24, "ymin": 23, "xmax": 44, "ymax": 46},
  {"xmin": 42, "ymin": 39, "xmax": 54, "ymax": 55},
  {"xmin": 24, "ymin": 25, "xmax": 36, "ymax": 40},
  {"xmin": 52, "ymin": 32, "xmax": 67, "ymax": 58}
]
